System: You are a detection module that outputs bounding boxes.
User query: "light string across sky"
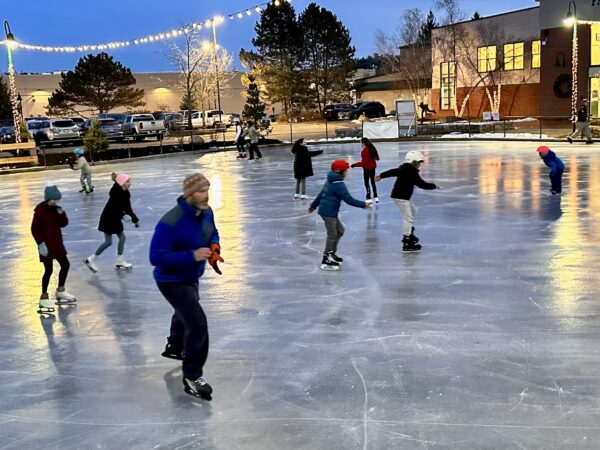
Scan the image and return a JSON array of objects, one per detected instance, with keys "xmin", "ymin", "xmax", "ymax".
[{"xmin": 0, "ymin": 0, "xmax": 288, "ymax": 53}]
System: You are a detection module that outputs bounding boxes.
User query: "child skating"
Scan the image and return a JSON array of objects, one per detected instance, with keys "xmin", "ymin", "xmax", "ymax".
[
  {"xmin": 234, "ymin": 118, "xmax": 247, "ymax": 158},
  {"xmin": 292, "ymin": 138, "xmax": 323, "ymax": 199},
  {"xmin": 31, "ymin": 184, "xmax": 76, "ymax": 313},
  {"xmin": 536, "ymin": 146, "xmax": 564, "ymax": 195},
  {"xmin": 376, "ymin": 151, "xmax": 438, "ymax": 252},
  {"xmin": 309, "ymin": 159, "xmax": 370, "ymax": 270},
  {"xmin": 85, "ymin": 173, "xmax": 139, "ymax": 272},
  {"xmin": 69, "ymin": 148, "xmax": 93, "ymax": 193},
  {"xmin": 351, "ymin": 137, "xmax": 380, "ymax": 202}
]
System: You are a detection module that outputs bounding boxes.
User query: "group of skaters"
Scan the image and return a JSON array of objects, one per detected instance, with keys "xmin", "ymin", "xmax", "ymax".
[
  {"xmin": 29, "ymin": 135, "xmax": 566, "ymax": 400},
  {"xmin": 233, "ymin": 117, "xmax": 262, "ymax": 160}
]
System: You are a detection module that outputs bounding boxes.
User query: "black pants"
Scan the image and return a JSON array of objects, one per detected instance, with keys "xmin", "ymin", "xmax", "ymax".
[
  {"xmin": 363, "ymin": 169, "xmax": 377, "ymax": 199},
  {"xmin": 236, "ymin": 137, "xmax": 245, "ymax": 153},
  {"xmin": 550, "ymin": 169, "xmax": 563, "ymax": 193},
  {"xmin": 248, "ymin": 143, "xmax": 262, "ymax": 159},
  {"xmin": 157, "ymin": 281, "xmax": 209, "ymax": 380},
  {"xmin": 42, "ymin": 256, "xmax": 70, "ymax": 293}
]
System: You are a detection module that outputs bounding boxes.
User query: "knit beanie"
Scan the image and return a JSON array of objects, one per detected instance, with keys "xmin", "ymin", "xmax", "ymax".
[
  {"xmin": 44, "ymin": 185, "xmax": 62, "ymax": 202},
  {"xmin": 183, "ymin": 173, "xmax": 210, "ymax": 197},
  {"xmin": 115, "ymin": 173, "xmax": 130, "ymax": 187}
]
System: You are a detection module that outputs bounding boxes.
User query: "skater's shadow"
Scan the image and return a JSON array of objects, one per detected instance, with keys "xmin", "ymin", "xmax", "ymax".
[
  {"xmin": 540, "ymin": 196, "xmax": 563, "ymax": 222},
  {"xmin": 163, "ymin": 367, "xmax": 214, "ymax": 412}
]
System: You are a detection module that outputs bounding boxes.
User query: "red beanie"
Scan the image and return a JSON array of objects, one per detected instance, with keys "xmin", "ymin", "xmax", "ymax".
[
  {"xmin": 537, "ymin": 146, "xmax": 550, "ymax": 154},
  {"xmin": 331, "ymin": 159, "xmax": 350, "ymax": 172}
]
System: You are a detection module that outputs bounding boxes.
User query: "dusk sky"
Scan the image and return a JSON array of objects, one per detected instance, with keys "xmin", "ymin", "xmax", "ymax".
[{"xmin": 3, "ymin": 0, "xmax": 537, "ymax": 74}]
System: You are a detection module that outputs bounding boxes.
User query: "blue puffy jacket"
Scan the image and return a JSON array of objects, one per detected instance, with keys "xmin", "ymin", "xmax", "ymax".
[
  {"xmin": 310, "ymin": 171, "xmax": 366, "ymax": 217},
  {"xmin": 541, "ymin": 150, "xmax": 565, "ymax": 176},
  {"xmin": 149, "ymin": 197, "xmax": 219, "ymax": 283}
]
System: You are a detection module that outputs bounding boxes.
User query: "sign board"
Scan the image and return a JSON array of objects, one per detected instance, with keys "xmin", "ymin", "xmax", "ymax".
[
  {"xmin": 395, "ymin": 99, "xmax": 417, "ymax": 137},
  {"xmin": 492, "ymin": 112, "xmax": 500, "ymax": 121},
  {"xmin": 483, "ymin": 112, "xmax": 492, "ymax": 121}
]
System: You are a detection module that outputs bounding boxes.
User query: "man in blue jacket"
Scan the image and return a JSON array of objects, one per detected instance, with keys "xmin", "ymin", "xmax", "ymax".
[
  {"xmin": 150, "ymin": 173, "xmax": 221, "ymax": 400},
  {"xmin": 309, "ymin": 159, "xmax": 370, "ymax": 270}
]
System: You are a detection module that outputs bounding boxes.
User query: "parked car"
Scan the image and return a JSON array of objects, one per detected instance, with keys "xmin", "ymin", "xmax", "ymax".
[
  {"xmin": 121, "ymin": 114, "xmax": 164, "ymax": 141},
  {"xmin": 71, "ymin": 117, "xmax": 86, "ymax": 131},
  {"xmin": 190, "ymin": 110, "xmax": 231, "ymax": 129},
  {"xmin": 82, "ymin": 117, "xmax": 124, "ymax": 141},
  {"xmin": 27, "ymin": 118, "xmax": 82, "ymax": 146},
  {"xmin": 99, "ymin": 113, "xmax": 127, "ymax": 125},
  {"xmin": 323, "ymin": 103, "xmax": 353, "ymax": 121},
  {"xmin": 0, "ymin": 125, "xmax": 15, "ymax": 144},
  {"xmin": 339, "ymin": 101, "xmax": 386, "ymax": 120},
  {"xmin": 153, "ymin": 111, "xmax": 186, "ymax": 131}
]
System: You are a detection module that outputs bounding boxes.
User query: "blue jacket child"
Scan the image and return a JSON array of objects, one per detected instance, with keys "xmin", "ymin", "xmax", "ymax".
[
  {"xmin": 537, "ymin": 146, "xmax": 565, "ymax": 195},
  {"xmin": 309, "ymin": 159, "xmax": 369, "ymax": 270}
]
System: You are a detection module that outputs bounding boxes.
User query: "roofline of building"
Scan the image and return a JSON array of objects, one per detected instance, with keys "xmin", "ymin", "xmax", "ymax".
[{"xmin": 433, "ymin": 6, "xmax": 539, "ymax": 31}]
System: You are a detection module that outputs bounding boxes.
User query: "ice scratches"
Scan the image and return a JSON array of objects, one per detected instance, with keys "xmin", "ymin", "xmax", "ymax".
[
  {"xmin": 370, "ymin": 425, "xmax": 434, "ymax": 448},
  {"xmin": 509, "ymin": 388, "xmax": 529, "ymax": 412},
  {"xmin": 527, "ymin": 296, "xmax": 543, "ymax": 310},
  {"xmin": 552, "ymin": 379, "xmax": 564, "ymax": 415},
  {"xmin": 351, "ymin": 358, "xmax": 369, "ymax": 450},
  {"xmin": 339, "ymin": 334, "xmax": 411, "ymax": 345},
  {"xmin": 494, "ymin": 429, "xmax": 527, "ymax": 450}
]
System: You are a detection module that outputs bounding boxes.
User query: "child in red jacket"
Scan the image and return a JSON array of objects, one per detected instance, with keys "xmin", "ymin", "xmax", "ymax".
[
  {"xmin": 31, "ymin": 185, "xmax": 76, "ymax": 313},
  {"xmin": 351, "ymin": 137, "xmax": 380, "ymax": 202}
]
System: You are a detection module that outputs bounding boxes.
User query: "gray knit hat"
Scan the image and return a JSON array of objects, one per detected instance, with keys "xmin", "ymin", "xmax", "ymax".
[{"xmin": 183, "ymin": 173, "xmax": 210, "ymax": 197}]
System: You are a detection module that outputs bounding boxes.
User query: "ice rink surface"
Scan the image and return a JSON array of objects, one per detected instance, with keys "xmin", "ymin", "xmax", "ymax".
[{"xmin": 2, "ymin": 141, "xmax": 600, "ymax": 449}]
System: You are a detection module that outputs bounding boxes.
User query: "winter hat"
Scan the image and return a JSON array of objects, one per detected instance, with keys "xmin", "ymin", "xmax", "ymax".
[
  {"xmin": 44, "ymin": 184, "xmax": 62, "ymax": 202},
  {"xmin": 536, "ymin": 146, "xmax": 550, "ymax": 154},
  {"xmin": 183, "ymin": 173, "xmax": 210, "ymax": 197},
  {"xmin": 115, "ymin": 173, "xmax": 130, "ymax": 187},
  {"xmin": 73, "ymin": 148, "xmax": 84, "ymax": 155},
  {"xmin": 331, "ymin": 159, "xmax": 350, "ymax": 172}
]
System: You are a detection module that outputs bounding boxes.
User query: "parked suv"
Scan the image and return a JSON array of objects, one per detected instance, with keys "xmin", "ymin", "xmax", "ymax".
[
  {"xmin": 82, "ymin": 117, "xmax": 124, "ymax": 141},
  {"xmin": 323, "ymin": 103, "xmax": 353, "ymax": 121},
  {"xmin": 153, "ymin": 111, "xmax": 186, "ymax": 131},
  {"xmin": 27, "ymin": 118, "xmax": 82, "ymax": 146},
  {"xmin": 339, "ymin": 102, "xmax": 386, "ymax": 120}
]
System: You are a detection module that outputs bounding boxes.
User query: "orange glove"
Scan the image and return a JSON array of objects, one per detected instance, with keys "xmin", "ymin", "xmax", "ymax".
[{"xmin": 208, "ymin": 243, "xmax": 224, "ymax": 275}]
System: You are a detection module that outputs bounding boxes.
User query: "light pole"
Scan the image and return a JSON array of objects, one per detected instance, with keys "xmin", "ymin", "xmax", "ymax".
[
  {"xmin": 4, "ymin": 21, "xmax": 22, "ymax": 143},
  {"xmin": 211, "ymin": 18, "xmax": 222, "ymax": 123},
  {"xmin": 564, "ymin": 1, "xmax": 578, "ymax": 124}
]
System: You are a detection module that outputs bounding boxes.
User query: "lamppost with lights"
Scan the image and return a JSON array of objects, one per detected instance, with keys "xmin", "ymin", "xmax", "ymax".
[
  {"xmin": 210, "ymin": 17, "xmax": 223, "ymax": 124},
  {"xmin": 3, "ymin": 21, "xmax": 22, "ymax": 143},
  {"xmin": 564, "ymin": 1, "xmax": 578, "ymax": 123}
]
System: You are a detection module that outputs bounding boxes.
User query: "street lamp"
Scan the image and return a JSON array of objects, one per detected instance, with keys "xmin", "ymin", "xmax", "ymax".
[
  {"xmin": 211, "ymin": 17, "xmax": 223, "ymax": 123},
  {"xmin": 3, "ymin": 21, "xmax": 22, "ymax": 143},
  {"xmin": 564, "ymin": 1, "xmax": 578, "ymax": 123}
]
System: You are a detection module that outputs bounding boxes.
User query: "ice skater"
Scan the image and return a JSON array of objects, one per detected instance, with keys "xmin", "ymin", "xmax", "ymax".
[
  {"xmin": 376, "ymin": 151, "xmax": 438, "ymax": 252},
  {"xmin": 234, "ymin": 118, "xmax": 247, "ymax": 158},
  {"xmin": 150, "ymin": 173, "xmax": 222, "ymax": 400},
  {"xmin": 69, "ymin": 148, "xmax": 93, "ymax": 193},
  {"xmin": 244, "ymin": 121, "xmax": 262, "ymax": 160},
  {"xmin": 309, "ymin": 160, "xmax": 370, "ymax": 270},
  {"xmin": 85, "ymin": 173, "xmax": 139, "ymax": 272},
  {"xmin": 351, "ymin": 137, "xmax": 380, "ymax": 202},
  {"xmin": 31, "ymin": 184, "xmax": 76, "ymax": 313},
  {"xmin": 537, "ymin": 146, "xmax": 564, "ymax": 195},
  {"xmin": 567, "ymin": 98, "xmax": 593, "ymax": 144},
  {"xmin": 292, "ymin": 138, "xmax": 323, "ymax": 199}
]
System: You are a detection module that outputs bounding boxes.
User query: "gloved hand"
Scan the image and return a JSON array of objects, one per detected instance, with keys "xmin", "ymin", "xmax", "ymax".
[
  {"xmin": 38, "ymin": 242, "xmax": 48, "ymax": 257},
  {"xmin": 68, "ymin": 161, "xmax": 74, "ymax": 169},
  {"xmin": 208, "ymin": 243, "xmax": 224, "ymax": 275},
  {"xmin": 351, "ymin": 163, "xmax": 356, "ymax": 168},
  {"xmin": 134, "ymin": 221, "xmax": 140, "ymax": 228}
]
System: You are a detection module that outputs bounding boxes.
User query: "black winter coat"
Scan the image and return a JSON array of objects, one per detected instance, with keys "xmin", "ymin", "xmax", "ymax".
[
  {"xmin": 98, "ymin": 183, "xmax": 138, "ymax": 234},
  {"xmin": 379, "ymin": 163, "xmax": 437, "ymax": 200},
  {"xmin": 292, "ymin": 144, "xmax": 323, "ymax": 179}
]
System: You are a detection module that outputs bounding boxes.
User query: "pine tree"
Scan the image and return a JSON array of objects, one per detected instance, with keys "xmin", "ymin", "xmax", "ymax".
[
  {"xmin": 242, "ymin": 75, "xmax": 265, "ymax": 123},
  {"xmin": 0, "ymin": 77, "xmax": 12, "ymax": 120},
  {"xmin": 179, "ymin": 91, "xmax": 198, "ymax": 111},
  {"xmin": 418, "ymin": 11, "xmax": 438, "ymax": 45},
  {"xmin": 83, "ymin": 119, "xmax": 108, "ymax": 160},
  {"xmin": 472, "ymin": 11, "xmax": 481, "ymax": 20}
]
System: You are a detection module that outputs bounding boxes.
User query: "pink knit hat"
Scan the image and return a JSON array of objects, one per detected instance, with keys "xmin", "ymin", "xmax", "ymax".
[{"xmin": 115, "ymin": 173, "xmax": 130, "ymax": 186}]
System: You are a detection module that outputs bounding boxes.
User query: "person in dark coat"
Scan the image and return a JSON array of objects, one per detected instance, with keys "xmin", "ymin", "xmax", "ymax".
[
  {"xmin": 292, "ymin": 138, "xmax": 323, "ymax": 199},
  {"xmin": 31, "ymin": 184, "xmax": 76, "ymax": 313},
  {"xmin": 85, "ymin": 173, "xmax": 139, "ymax": 272}
]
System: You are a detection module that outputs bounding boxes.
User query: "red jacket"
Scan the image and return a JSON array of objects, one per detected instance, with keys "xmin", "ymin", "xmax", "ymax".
[
  {"xmin": 352, "ymin": 146, "xmax": 378, "ymax": 170},
  {"xmin": 31, "ymin": 202, "xmax": 69, "ymax": 262}
]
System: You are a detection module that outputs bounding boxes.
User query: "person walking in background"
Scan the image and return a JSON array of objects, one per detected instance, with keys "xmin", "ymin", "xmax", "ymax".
[
  {"xmin": 150, "ymin": 173, "xmax": 221, "ymax": 400},
  {"xmin": 292, "ymin": 138, "xmax": 323, "ymax": 199},
  {"xmin": 567, "ymin": 98, "xmax": 593, "ymax": 144},
  {"xmin": 351, "ymin": 137, "xmax": 380, "ymax": 203},
  {"xmin": 536, "ymin": 146, "xmax": 565, "ymax": 195},
  {"xmin": 69, "ymin": 148, "xmax": 93, "ymax": 193},
  {"xmin": 31, "ymin": 184, "xmax": 76, "ymax": 313},
  {"xmin": 244, "ymin": 121, "xmax": 262, "ymax": 160},
  {"xmin": 85, "ymin": 173, "xmax": 139, "ymax": 272}
]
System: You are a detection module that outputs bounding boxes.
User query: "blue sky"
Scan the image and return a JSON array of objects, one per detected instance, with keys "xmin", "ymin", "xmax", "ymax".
[{"xmin": 3, "ymin": 0, "xmax": 536, "ymax": 73}]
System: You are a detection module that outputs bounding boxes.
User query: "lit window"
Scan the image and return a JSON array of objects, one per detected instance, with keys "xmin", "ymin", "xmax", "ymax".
[
  {"xmin": 532, "ymin": 40, "xmax": 541, "ymax": 69},
  {"xmin": 440, "ymin": 62, "xmax": 456, "ymax": 110},
  {"xmin": 591, "ymin": 24, "xmax": 600, "ymax": 66},
  {"xmin": 478, "ymin": 46, "xmax": 497, "ymax": 72},
  {"xmin": 504, "ymin": 42, "xmax": 524, "ymax": 70}
]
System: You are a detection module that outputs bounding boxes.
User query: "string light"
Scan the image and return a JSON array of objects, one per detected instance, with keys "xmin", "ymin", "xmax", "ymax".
[
  {"xmin": 0, "ymin": 0, "xmax": 289, "ymax": 53},
  {"xmin": 571, "ymin": 22, "xmax": 579, "ymax": 123}
]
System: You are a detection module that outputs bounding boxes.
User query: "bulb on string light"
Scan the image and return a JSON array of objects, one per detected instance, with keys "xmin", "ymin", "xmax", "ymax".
[
  {"xmin": 246, "ymin": 10, "xmax": 252, "ymax": 16},
  {"xmin": 238, "ymin": 12, "xmax": 244, "ymax": 18}
]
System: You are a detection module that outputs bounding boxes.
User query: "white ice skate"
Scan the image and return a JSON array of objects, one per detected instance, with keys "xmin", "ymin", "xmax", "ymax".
[
  {"xmin": 115, "ymin": 256, "xmax": 133, "ymax": 270},
  {"xmin": 300, "ymin": 195, "xmax": 308, "ymax": 200},
  {"xmin": 374, "ymin": 197, "xmax": 379, "ymax": 203},
  {"xmin": 84, "ymin": 255, "xmax": 98, "ymax": 273},
  {"xmin": 38, "ymin": 297, "xmax": 55, "ymax": 314},
  {"xmin": 294, "ymin": 194, "xmax": 300, "ymax": 199},
  {"xmin": 55, "ymin": 289, "xmax": 77, "ymax": 304}
]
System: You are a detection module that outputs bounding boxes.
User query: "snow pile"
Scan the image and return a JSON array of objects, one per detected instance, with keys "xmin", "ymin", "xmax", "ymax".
[{"xmin": 440, "ymin": 132, "xmax": 552, "ymax": 140}]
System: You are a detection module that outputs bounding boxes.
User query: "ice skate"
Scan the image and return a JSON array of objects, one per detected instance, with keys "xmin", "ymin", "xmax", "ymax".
[
  {"xmin": 37, "ymin": 295, "xmax": 55, "ymax": 314},
  {"xmin": 374, "ymin": 197, "xmax": 380, "ymax": 203},
  {"xmin": 402, "ymin": 236, "xmax": 422, "ymax": 252},
  {"xmin": 115, "ymin": 255, "xmax": 133, "ymax": 270},
  {"xmin": 183, "ymin": 376, "xmax": 213, "ymax": 400},
  {"xmin": 161, "ymin": 343, "xmax": 183, "ymax": 361},
  {"xmin": 330, "ymin": 253, "xmax": 343, "ymax": 263},
  {"xmin": 79, "ymin": 188, "xmax": 86, "ymax": 193},
  {"xmin": 55, "ymin": 289, "xmax": 77, "ymax": 304},
  {"xmin": 320, "ymin": 253, "xmax": 340, "ymax": 271},
  {"xmin": 410, "ymin": 226, "xmax": 420, "ymax": 244},
  {"xmin": 300, "ymin": 195, "xmax": 308, "ymax": 200},
  {"xmin": 294, "ymin": 194, "xmax": 300, "ymax": 199},
  {"xmin": 567, "ymin": 137, "xmax": 573, "ymax": 144},
  {"xmin": 84, "ymin": 255, "xmax": 98, "ymax": 273}
]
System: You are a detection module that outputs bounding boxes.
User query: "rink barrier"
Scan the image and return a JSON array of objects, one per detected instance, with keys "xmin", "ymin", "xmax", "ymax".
[{"xmin": 0, "ymin": 141, "xmax": 37, "ymax": 167}]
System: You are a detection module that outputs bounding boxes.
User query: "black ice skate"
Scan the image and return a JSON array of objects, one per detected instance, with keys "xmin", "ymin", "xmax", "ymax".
[
  {"xmin": 402, "ymin": 235, "xmax": 422, "ymax": 252},
  {"xmin": 183, "ymin": 376, "xmax": 213, "ymax": 400},
  {"xmin": 410, "ymin": 226, "xmax": 420, "ymax": 244},
  {"xmin": 161, "ymin": 343, "xmax": 183, "ymax": 361},
  {"xmin": 330, "ymin": 253, "xmax": 343, "ymax": 263},
  {"xmin": 321, "ymin": 253, "xmax": 341, "ymax": 271}
]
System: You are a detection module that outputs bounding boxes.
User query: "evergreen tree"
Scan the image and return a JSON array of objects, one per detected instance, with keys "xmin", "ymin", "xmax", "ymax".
[
  {"xmin": 418, "ymin": 11, "xmax": 438, "ymax": 45},
  {"xmin": 48, "ymin": 52, "xmax": 145, "ymax": 115},
  {"xmin": 242, "ymin": 74, "xmax": 266, "ymax": 122},
  {"xmin": 179, "ymin": 91, "xmax": 198, "ymax": 111},
  {"xmin": 83, "ymin": 119, "xmax": 108, "ymax": 161},
  {"xmin": 299, "ymin": 3, "xmax": 355, "ymax": 112},
  {"xmin": 0, "ymin": 77, "xmax": 12, "ymax": 120},
  {"xmin": 472, "ymin": 11, "xmax": 481, "ymax": 20},
  {"xmin": 354, "ymin": 55, "xmax": 383, "ymax": 70}
]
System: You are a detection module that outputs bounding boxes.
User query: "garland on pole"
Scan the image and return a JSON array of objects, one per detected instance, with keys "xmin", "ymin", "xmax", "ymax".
[{"xmin": 0, "ymin": 0, "xmax": 288, "ymax": 53}]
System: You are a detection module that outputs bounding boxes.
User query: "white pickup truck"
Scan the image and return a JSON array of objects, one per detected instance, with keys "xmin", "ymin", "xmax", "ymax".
[
  {"xmin": 121, "ymin": 114, "xmax": 165, "ymax": 141},
  {"xmin": 190, "ymin": 110, "xmax": 231, "ymax": 129}
]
